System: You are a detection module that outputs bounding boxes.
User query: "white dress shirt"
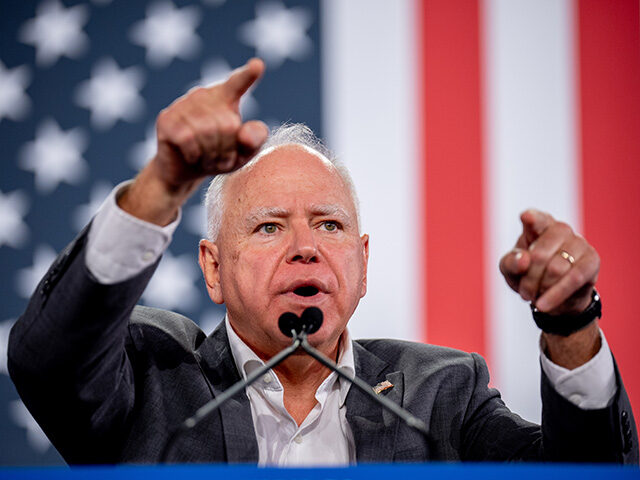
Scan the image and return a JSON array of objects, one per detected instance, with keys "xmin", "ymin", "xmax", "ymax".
[
  {"xmin": 225, "ymin": 316, "xmax": 355, "ymax": 465},
  {"xmin": 84, "ymin": 183, "xmax": 617, "ymax": 463}
]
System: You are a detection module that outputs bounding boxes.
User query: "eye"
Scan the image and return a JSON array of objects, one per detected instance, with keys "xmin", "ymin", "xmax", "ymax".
[
  {"xmin": 258, "ymin": 223, "xmax": 278, "ymax": 234},
  {"xmin": 322, "ymin": 221, "xmax": 340, "ymax": 232}
]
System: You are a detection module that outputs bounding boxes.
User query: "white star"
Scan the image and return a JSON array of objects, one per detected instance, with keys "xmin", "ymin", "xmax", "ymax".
[
  {"xmin": 129, "ymin": 1, "xmax": 201, "ymax": 68},
  {"xmin": 9, "ymin": 400, "xmax": 52, "ymax": 453},
  {"xmin": 16, "ymin": 244, "xmax": 58, "ymax": 299},
  {"xmin": 19, "ymin": 118, "xmax": 88, "ymax": 194},
  {"xmin": 75, "ymin": 58, "xmax": 145, "ymax": 130},
  {"xmin": 18, "ymin": 0, "xmax": 89, "ymax": 67},
  {"xmin": 142, "ymin": 250, "xmax": 200, "ymax": 313},
  {"xmin": 72, "ymin": 181, "xmax": 113, "ymax": 231},
  {"xmin": 0, "ymin": 189, "xmax": 30, "ymax": 248},
  {"xmin": 0, "ymin": 61, "xmax": 31, "ymax": 122},
  {"xmin": 129, "ymin": 124, "xmax": 157, "ymax": 171},
  {"xmin": 0, "ymin": 319, "xmax": 16, "ymax": 376},
  {"xmin": 189, "ymin": 58, "xmax": 258, "ymax": 118},
  {"xmin": 239, "ymin": 1, "xmax": 313, "ymax": 68}
]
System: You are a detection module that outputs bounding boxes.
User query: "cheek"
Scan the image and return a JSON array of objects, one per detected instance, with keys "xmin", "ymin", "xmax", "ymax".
[
  {"xmin": 222, "ymin": 246, "xmax": 278, "ymax": 292},
  {"xmin": 330, "ymin": 244, "xmax": 367, "ymax": 292}
]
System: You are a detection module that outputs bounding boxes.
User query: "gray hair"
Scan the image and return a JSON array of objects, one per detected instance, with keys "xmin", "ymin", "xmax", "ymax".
[{"xmin": 204, "ymin": 123, "xmax": 360, "ymax": 241}]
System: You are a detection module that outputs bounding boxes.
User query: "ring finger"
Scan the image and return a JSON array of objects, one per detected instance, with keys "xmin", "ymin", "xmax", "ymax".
[{"xmin": 538, "ymin": 239, "xmax": 588, "ymax": 296}]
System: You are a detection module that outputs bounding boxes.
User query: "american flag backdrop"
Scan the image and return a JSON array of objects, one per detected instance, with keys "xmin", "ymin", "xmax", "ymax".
[{"xmin": 1, "ymin": 0, "xmax": 639, "ymax": 466}]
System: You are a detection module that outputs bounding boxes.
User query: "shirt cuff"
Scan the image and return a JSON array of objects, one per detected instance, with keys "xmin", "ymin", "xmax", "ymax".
[
  {"xmin": 85, "ymin": 181, "xmax": 181, "ymax": 284},
  {"xmin": 540, "ymin": 329, "xmax": 617, "ymax": 410}
]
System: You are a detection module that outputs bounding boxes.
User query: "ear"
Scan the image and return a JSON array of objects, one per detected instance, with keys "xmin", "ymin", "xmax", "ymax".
[
  {"xmin": 359, "ymin": 234, "xmax": 370, "ymax": 298},
  {"xmin": 198, "ymin": 239, "xmax": 224, "ymax": 304}
]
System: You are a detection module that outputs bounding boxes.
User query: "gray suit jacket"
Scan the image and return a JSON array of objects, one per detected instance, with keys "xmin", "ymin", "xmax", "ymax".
[{"xmin": 8, "ymin": 227, "xmax": 639, "ymax": 464}]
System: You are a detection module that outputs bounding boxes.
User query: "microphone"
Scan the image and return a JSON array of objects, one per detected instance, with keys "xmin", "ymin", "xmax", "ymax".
[
  {"xmin": 161, "ymin": 308, "xmax": 324, "ymax": 461},
  {"xmin": 278, "ymin": 307, "xmax": 323, "ymax": 337},
  {"xmin": 161, "ymin": 307, "xmax": 433, "ymax": 461},
  {"xmin": 160, "ymin": 312, "xmax": 305, "ymax": 462}
]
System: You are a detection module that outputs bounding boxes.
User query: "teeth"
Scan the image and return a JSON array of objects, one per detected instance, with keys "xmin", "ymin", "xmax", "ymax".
[{"xmin": 294, "ymin": 286, "xmax": 319, "ymax": 297}]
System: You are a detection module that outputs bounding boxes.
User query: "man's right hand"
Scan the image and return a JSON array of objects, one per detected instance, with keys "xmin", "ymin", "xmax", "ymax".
[{"xmin": 119, "ymin": 58, "xmax": 268, "ymax": 226}]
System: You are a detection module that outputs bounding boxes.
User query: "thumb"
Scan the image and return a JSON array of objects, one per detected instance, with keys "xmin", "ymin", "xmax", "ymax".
[
  {"xmin": 237, "ymin": 120, "xmax": 269, "ymax": 162},
  {"xmin": 499, "ymin": 248, "xmax": 530, "ymax": 291}
]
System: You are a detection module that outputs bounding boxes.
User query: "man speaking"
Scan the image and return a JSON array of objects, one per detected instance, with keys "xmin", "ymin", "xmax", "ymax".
[{"xmin": 8, "ymin": 59, "xmax": 638, "ymax": 464}]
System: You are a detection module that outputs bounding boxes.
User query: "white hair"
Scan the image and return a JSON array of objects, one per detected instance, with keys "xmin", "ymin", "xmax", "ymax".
[{"xmin": 204, "ymin": 123, "xmax": 360, "ymax": 241}]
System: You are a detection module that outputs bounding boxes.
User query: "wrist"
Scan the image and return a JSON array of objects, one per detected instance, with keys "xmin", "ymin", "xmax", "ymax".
[
  {"xmin": 541, "ymin": 321, "xmax": 601, "ymax": 369},
  {"xmin": 118, "ymin": 165, "xmax": 201, "ymax": 226}
]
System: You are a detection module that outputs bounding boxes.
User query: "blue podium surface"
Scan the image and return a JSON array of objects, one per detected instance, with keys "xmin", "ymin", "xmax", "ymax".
[{"xmin": 1, "ymin": 463, "xmax": 639, "ymax": 480}]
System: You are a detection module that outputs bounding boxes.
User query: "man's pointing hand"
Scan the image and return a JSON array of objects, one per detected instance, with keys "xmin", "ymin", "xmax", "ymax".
[
  {"xmin": 500, "ymin": 209, "xmax": 599, "ymax": 315},
  {"xmin": 120, "ymin": 58, "xmax": 269, "ymax": 226},
  {"xmin": 499, "ymin": 209, "xmax": 601, "ymax": 368}
]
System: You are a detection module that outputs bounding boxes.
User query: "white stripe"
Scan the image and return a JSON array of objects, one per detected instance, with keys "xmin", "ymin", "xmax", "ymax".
[
  {"xmin": 483, "ymin": 0, "xmax": 580, "ymax": 422},
  {"xmin": 321, "ymin": 0, "xmax": 420, "ymax": 341}
]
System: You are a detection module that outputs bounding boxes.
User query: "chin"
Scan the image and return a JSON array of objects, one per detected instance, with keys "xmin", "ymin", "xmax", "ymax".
[{"xmin": 306, "ymin": 318, "xmax": 346, "ymax": 346}]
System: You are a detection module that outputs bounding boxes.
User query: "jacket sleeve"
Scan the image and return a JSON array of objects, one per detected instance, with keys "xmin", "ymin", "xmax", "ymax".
[
  {"xmin": 540, "ymin": 357, "xmax": 638, "ymax": 463},
  {"xmin": 7, "ymin": 226, "xmax": 159, "ymax": 464},
  {"xmin": 461, "ymin": 352, "xmax": 638, "ymax": 463}
]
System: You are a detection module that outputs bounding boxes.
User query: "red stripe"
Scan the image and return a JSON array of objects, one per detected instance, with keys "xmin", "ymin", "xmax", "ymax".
[
  {"xmin": 576, "ymin": 0, "xmax": 640, "ymax": 421},
  {"xmin": 418, "ymin": 0, "xmax": 487, "ymax": 358}
]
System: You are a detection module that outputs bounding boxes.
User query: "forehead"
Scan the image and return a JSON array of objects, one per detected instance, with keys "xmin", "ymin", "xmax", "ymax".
[{"xmin": 224, "ymin": 145, "xmax": 356, "ymax": 217}]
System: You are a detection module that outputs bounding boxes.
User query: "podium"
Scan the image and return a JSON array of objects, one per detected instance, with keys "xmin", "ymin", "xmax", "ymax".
[{"xmin": 1, "ymin": 463, "xmax": 638, "ymax": 480}]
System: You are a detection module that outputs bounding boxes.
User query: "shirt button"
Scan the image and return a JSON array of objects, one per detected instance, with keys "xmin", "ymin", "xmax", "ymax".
[
  {"xmin": 294, "ymin": 435, "xmax": 303, "ymax": 444},
  {"xmin": 263, "ymin": 374, "xmax": 272, "ymax": 384},
  {"xmin": 142, "ymin": 250, "xmax": 155, "ymax": 262}
]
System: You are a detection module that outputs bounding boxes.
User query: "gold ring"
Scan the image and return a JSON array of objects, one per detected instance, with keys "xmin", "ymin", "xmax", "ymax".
[{"xmin": 559, "ymin": 250, "xmax": 575, "ymax": 265}]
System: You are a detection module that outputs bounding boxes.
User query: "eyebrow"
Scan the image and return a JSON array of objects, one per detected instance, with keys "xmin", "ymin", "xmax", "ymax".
[
  {"xmin": 309, "ymin": 204, "xmax": 352, "ymax": 225},
  {"xmin": 244, "ymin": 207, "xmax": 290, "ymax": 229},
  {"xmin": 244, "ymin": 204, "xmax": 354, "ymax": 229}
]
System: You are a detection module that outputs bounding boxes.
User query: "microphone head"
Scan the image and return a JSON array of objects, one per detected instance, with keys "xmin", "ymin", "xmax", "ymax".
[
  {"xmin": 278, "ymin": 312, "xmax": 300, "ymax": 338},
  {"xmin": 278, "ymin": 308, "xmax": 324, "ymax": 337},
  {"xmin": 301, "ymin": 307, "xmax": 323, "ymax": 335}
]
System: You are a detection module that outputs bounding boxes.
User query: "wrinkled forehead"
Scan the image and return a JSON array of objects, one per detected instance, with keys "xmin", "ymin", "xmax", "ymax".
[{"xmin": 224, "ymin": 145, "xmax": 357, "ymax": 219}]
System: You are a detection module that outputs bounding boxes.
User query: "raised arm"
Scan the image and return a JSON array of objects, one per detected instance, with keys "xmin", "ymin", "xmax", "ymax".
[{"xmin": 8, "ymin": 59, "xmax": 268, "ymax": 463}]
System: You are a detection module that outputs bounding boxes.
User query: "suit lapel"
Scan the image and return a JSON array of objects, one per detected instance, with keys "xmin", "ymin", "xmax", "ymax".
[
  {"xmin": 196, "ymin": 322, "xmax": 259, "ymax": 463},
  {"xmin": 346, "ymin": 342, "xmax": 404, "ymax": 463},
  {"xmin": 194, "ymin": 327, "xmax": 408, "ymax": 463}
]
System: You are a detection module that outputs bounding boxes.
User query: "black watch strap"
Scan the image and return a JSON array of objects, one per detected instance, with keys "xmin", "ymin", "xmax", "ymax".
[{"xmin": 531, "ymin": 289, "xmax": 602, "ymax": 336}]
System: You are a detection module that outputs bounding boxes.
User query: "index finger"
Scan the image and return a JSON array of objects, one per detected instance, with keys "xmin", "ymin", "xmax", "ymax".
[
  {"xmin": 221, "ymin": 58, "xmax": 265, "ymax": 102},
  {"xmin": 520, "ymin": 209, "xmax": 555, "ymax": 245}
]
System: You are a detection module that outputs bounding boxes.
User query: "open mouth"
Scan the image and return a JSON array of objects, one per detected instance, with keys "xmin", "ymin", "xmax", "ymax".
[{"xmin": 293, "ymin": 286, "xmax": 320, "ymax": 297}]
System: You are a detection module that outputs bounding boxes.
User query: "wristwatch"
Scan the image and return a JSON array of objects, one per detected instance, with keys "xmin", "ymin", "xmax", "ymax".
[{"xmin": 530, "ymin": 289, "xmax": 602, "ymax": 336}]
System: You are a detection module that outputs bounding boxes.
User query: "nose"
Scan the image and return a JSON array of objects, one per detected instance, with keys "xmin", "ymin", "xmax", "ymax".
[{"xmin": 287, "ymin": 223, "xmax": 318, "ymax": 264}]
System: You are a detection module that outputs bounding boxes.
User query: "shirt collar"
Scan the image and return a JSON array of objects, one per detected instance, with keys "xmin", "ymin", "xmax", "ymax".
[{"xmin": 225, "ymin": 315, "xmax": 355, "ymax": 404}]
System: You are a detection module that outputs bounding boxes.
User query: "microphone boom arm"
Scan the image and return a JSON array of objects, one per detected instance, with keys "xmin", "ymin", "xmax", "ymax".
[
  {"xmin": 161, "ymin": 306, "xmax": 433, "ymax": 463},
  {"xmin": 298, "ymin": 334, "xmax": 432, "ymax": 439}
]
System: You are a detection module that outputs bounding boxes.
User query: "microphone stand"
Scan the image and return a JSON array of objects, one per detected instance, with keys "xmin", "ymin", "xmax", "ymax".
[
  {"xmin": 160, "ymin": 332, "xmax": 302, "ymax": 463},
  {"xmin": 297, "ymin": 334, "xmax": 433, "ymax": 442},
  {"xmin": 160, "ymin": 318, "xmax": 434, "ymax": 462}
]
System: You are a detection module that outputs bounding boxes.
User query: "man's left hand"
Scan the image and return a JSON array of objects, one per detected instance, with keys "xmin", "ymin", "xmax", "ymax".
[
  {"xmin": 499, "ymin": 210, "xmax": 602, "ymax": 368},
  {"xmin": 499, "ymin": 209, "xmax": 600, "ymax": 315}
]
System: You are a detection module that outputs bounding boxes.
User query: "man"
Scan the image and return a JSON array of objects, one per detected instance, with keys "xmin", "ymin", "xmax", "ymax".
[{"xmin": 8, "ymin": 59, "xmax": 638, "ymax": 464}]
